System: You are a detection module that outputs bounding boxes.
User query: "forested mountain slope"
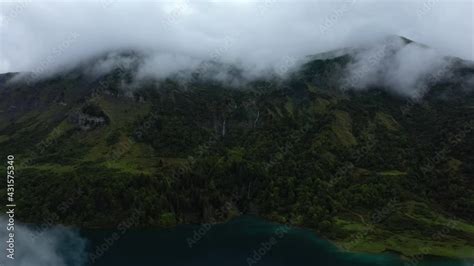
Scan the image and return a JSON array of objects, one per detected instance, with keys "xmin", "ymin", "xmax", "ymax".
[{"xmin": 1, "ymin": 38, "xmax": 473, "ymax": 258}]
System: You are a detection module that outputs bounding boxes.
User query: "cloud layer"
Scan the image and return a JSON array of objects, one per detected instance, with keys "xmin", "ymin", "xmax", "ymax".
[
  {"xmin": 0, "ymin": 216, "xmax": 87, "ymax": 266},
  {"xmin": 0, "ymin": 0, "xmax": 472, "ymax": 75},
  {"xmin": 340, "ymin": 36, "xmax": 458, "ymax": 97}
]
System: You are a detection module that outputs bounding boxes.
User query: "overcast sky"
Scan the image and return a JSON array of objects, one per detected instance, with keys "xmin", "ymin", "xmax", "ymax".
[{"xmin": 0, "ymin": 0, "xmax": 472, "ymax": 74}]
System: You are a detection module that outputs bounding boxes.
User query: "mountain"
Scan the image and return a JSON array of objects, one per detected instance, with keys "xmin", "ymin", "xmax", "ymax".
[{"xmin": 1, "ymin": 36, "xmax": 474, "ymax": 259}]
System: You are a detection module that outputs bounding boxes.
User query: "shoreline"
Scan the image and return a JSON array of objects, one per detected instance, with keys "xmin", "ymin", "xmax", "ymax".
[{"xmin": 6, "ymin": 214, "xmax": 474, "ymax": 262}]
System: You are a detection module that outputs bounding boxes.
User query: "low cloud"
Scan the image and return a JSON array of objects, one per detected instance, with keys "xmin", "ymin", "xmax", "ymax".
[
  {"xmin": 341, "ymin": 36, "xmax": 453, "ymax": 97},
  {"xmin": 0, "ymin": 216, "xmax": 87, "ymax": 266},
  {"xmin": 0, "ymin": 0, "xmax": 472, "ymax": 96}
]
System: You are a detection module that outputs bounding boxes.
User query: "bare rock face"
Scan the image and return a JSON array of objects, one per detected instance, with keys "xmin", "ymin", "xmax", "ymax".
[
  {"xmin": 69, "ymin": 103, "xmax": 110, "ymax": 130},
  {"xmin": 73, "ymin": 113, "xmax": 108, "ymax": 130}
]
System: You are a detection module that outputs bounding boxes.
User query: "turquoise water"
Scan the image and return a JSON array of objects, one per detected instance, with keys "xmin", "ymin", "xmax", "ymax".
[{"xmin": 81, "ymin": 216, "xmax": 473, "ymax": 266}]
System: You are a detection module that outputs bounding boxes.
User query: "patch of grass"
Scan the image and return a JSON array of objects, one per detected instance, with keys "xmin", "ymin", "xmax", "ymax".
[
  {"xmin": 333, "ymin": 202, "xmax": 474, "ymax": 259},
  {"xmin": 331, "ymin": 110, "xmax": 357, "ymax": 147},
  {"xmin": 334, "ymin": 217, "xmax": 369, "ymax": 232},
  {"xmin": 375, "ymin": 112, "xmax": 400, "ymax": 131},
  {"xmin": 378, "ymin": 170, "xmax": 407, "ymax": 176},
  {"xmin": 95, "ymin": 96, "xmax": 151, "ymax": 125},
  {"xmin": 312, "ymin": 97, "xmax": 330, "ymax": 114},
  {"xmin": 0, "ymin": 135, "xmax": 9, "ymax": 143},
  {"xmin": 26, "ymin": 164, "xmax": 75, "ymax": 173}
]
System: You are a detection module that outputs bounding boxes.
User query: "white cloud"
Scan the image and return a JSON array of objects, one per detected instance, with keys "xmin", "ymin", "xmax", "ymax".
[
  {"xmin": 0, "ymin": 216, "xmax": 87, "ymax": 266},
  {"xmin": 341, "ymin": 36, "xmax": 453, "ymax": 97},
  {"xmin": 0, "ymin": 0, "xmax": 472, "ymax": 95}
]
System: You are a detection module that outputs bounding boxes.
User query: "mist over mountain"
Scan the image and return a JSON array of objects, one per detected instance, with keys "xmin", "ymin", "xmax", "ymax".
[
  {"xmin": 6, "ymin": 35, "xmax": 473, "ymax": 101},
  {"xmin": 2, "ymin": 1, "xmax": 472, "ymax": 98},
  {"xmin": 1, "ymin": 1, "xmax": 472, "ymax": 77},
  {"xmin": 1, "ymin": 1, "xmax": 474, "ymax": 263}
]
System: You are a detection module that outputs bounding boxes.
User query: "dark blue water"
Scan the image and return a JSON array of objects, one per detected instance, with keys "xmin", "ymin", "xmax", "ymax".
[{"xmin": 81, "ymin": 216, "xmax": 473, "ymax": 266}]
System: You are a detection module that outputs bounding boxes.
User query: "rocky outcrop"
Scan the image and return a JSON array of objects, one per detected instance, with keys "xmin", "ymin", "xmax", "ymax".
[{"xmin": 69, "ymin": 103, "xmax": 110, "ymax": 130}]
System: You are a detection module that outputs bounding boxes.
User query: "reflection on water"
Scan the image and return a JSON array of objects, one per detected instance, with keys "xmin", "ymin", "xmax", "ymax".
[{"xmin": 0, "ymin": 216, "xmax": 472, "ymax": 266}]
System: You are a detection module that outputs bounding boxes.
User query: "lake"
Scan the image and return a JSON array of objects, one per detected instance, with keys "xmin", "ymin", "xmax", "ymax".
[{"xmin": 1, "ymin": 216, "xmax": 472, "ymax": 266}]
